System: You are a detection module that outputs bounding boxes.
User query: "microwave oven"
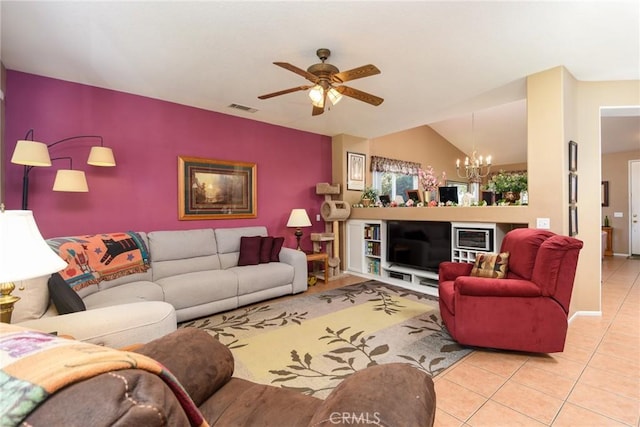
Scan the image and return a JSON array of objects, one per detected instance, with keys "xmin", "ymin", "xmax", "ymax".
[{"xmin": 455, "ymin": 228, "xmax": 493, "ymax": 252}]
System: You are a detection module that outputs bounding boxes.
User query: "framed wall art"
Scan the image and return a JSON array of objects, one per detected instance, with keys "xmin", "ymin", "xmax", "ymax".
[
  {"xmin": 178, "ymin": 156, "xmax": 256, "ymax": 220},
  {"xmin": 569, "ymin": 173, "xmax": 578, "ymax": 204},
  {"xmin": 347, "ymin": 152, "xmax": 366, "ymax": 191},
  {"xmin": 568, "ymin": 140, "xmax": 578, "ymax": 172},
  {"xmin": 569, "ymin": 205, "xmax": 578, "ymax": 237},
  {"xmin": 601, "ymin": 181, "xmax": 609, "ymax": 207}
]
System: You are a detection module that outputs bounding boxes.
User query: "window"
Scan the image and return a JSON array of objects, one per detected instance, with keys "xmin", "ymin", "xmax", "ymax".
[{"xmin": 373, "ymin": 171, "xmax": 418, "ymax": 201}]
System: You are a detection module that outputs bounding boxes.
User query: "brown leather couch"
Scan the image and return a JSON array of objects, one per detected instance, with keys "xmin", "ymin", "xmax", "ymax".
[{"xmin": 23, "ymin": 328, "xmax": 436, "ymax": 426}]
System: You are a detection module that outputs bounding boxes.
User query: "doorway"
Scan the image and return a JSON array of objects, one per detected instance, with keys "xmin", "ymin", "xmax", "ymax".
[
  {"xmin": 601, "ymin": 106, "xmax": 640, "ymax": 256},
  {"xmin": 631, "ymin": 160, "xmax": 640, "ymax": 256}
]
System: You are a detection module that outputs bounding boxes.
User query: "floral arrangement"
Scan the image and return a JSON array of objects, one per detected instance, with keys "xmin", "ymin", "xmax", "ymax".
[{"xmin": 418, "ymin": 166, "xmax": 446, "ymax": 191}]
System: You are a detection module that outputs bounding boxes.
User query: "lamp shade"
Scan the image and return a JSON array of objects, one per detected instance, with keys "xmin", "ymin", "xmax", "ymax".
[
  {"xmin": 87, "ymin": 146, "xmax": 116, "ymax": 166},
  {"xmin": 308, "ymin": 85, "xmax": 325, "ymax": 108},
  {"xmin": 53, "ymin": 170, "xmax": 89, "ymax": 192},
  {"xmin": 11, "ymin": 140, "xmax": 52, "ymax": 166},
  {"xmin": 0, "ymin": 210, "xmax": 67, "ymax": 282},
  {"xmin": 286, "ymin": 209, "xmax": 312, "ymax": 228},
  {"xmin": 327, "ymin": 87, "xmax": 343, "ymax": 105}
]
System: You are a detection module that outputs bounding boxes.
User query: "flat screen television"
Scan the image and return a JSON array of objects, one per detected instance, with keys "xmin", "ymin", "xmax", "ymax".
[{"xmin": 386, "ymin": 221, "xmax": 452, "ymax": 273}]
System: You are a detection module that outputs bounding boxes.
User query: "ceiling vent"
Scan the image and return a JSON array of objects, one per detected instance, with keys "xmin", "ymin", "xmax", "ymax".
[{"xmin": 228, "ymin": 103, "xmax": 258, "ymax": 113}]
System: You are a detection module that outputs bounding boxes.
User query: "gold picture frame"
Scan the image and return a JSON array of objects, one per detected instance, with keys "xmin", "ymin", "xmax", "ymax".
[{"xmin": 178, "ymin": 156, "xmax": 257, "ymax": 220}]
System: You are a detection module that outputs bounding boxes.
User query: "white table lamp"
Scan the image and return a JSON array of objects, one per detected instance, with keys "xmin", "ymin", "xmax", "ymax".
[
  {"xmin": 286, "ymin": 208, "xmax": 312, "ymax": 251},
  {"xmin": 0, "ymin": 207, "xmax": 67, "ymax": 323}
]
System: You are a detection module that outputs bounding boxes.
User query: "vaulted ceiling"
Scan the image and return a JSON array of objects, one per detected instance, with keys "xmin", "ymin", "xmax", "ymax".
[{"xmin": 2, "ymin": 1, "xmax": 638, "ymax": 164}]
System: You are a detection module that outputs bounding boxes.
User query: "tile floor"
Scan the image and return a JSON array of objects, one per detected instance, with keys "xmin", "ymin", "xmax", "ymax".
[{"xmin": 311, "ymin": 256, "xmax": 640, "ymax": 426}]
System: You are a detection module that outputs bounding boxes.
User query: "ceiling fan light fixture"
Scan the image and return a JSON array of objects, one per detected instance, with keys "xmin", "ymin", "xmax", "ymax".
[
  {"xmin": 327, "ymin": 87, "xmax": 342, "ymax": 106},
  {"xmin": 308, "ymin": 85, "xmax": 324, "ymax": 105}
]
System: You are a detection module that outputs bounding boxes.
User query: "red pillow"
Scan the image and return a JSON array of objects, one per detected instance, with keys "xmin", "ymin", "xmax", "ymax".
[
  {"xmin": 270, "ymin": 237, "xmax": 284, "ymax": 262},
  {"xmin": 260, "ymin": 236, "xmax": 274, "ymax": 263},
  {"xmin": 238, "ymin": 236, "xmax": 262, "ymax": 266}
]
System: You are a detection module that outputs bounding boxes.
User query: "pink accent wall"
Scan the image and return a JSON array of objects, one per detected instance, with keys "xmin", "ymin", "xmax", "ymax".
[{"xmin": 4, "ymin": 71, "xmax": 332, "ymax": 249}]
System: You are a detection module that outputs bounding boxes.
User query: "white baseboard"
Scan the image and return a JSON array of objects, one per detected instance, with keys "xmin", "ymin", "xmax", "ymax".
[{"xmin": 569, "ymin": 310, "xmax": 602, "ymax": 323}]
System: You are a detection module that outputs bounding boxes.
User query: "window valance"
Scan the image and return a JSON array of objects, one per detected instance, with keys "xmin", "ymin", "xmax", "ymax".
[{"xmin": 370, "ymin": 156, "xmax": 421, "ymax": 175}]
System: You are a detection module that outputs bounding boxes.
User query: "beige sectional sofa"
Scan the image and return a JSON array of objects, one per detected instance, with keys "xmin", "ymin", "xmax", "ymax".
[{"xmin": 13, "ymin": 226, "xmax": 307, "ymax": 347}]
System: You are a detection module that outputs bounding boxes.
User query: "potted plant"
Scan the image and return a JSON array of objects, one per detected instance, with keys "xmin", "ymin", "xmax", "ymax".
[
  {"xmin": 487, "ymin": 171, "xmax": 527, "ymax": 203},
  {"xmin": 360, "ymin": 186, "xmax": 379, "ymax": 207}
]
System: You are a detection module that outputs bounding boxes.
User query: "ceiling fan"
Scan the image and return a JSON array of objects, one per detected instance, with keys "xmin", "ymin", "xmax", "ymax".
[{"xmin": 258, "ymin": 48, "xmax": 383, "ymax": 116}]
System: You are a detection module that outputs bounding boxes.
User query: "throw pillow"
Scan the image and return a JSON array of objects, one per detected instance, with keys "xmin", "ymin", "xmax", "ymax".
[
  {"xmin": 270, "ymin": 236, "xmax": 284, "ymax": 262},
  {"xmin": 48, "ymin": 273, "xmax": 86, "ymax": 315},
  {"xmin": 470, "ymin": 252, "xmax": 510, "ymax": 279},
  {"xmin": 238, "ymin": 236, "xmax": 262, "ymax": 266},
  {"xmin": 260, "ymin": 236, "xmax": 274, "ymax": 263},
  {"xmin": 11, "ymin": 275, "xmax": 51, "ymax": 323}
]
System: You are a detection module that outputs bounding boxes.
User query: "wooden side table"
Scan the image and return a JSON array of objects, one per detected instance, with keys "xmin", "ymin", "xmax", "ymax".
[
  {"xmin": 602, "ymin": 226, "xmax": 613, "ymax": 256},
  {"xmin": 305, "ymin": 252, "xmax": 329, "ymax": 285}
]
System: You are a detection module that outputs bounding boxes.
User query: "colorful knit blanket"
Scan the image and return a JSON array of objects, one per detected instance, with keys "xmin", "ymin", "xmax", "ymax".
[
  {"xmin": 0, "ymin": 324, "xmax": 208, "ymax": 427},
  {"xmin": 46, "ymin": 232, "xmax": 150, "ymax": 291}
]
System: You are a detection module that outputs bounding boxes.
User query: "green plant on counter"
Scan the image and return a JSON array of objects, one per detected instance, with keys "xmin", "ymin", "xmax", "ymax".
[
  {"xmin": 486, "ymin": 170, "xmax": 528, "ymax": 194},
  {"xmin": 361, "ymin": 186, "xmax": 379, "ymax": 201}
]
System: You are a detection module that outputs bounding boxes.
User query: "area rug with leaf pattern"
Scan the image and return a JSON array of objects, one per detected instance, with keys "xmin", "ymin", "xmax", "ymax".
[{"xmin": 180, "ymin": 280, "xmax": 471, "ymax": 398}]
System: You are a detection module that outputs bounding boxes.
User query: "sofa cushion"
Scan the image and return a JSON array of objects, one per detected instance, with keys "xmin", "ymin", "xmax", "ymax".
[
  {"xmin": 238, "ymin": 236, "xmax": 262, "ymax": 266},
  {"xmin": 232, "ymin": 263, "xmax": 294, "ymax": 295},
  {"xmin": 155, "ymin": 270, "xmax": 238, "ymax": 310},
  {"xmin": 259, "ymin": 236, "xmax": 274, "ymax": 263},
  {"xmin": 215, "ymin": 227, "xmax": 268, "ymax": 254},
  {"xmin": 470, "ymin": 252, "xmax": 509, "ymax": 279},
  {"xmin": 48, "ymin": 273, "xmax": 86, "ymax": 314},
  {"xmin": 11, "ymin": 276, "xmax": 50, "ymax": 323},
  {"xmin": 149, "ymin": 229, "xmax": 221, "ymax": 281},
  {"xmin": 17, "ymin": 301, "xmax": 177, "ymax": 348},
  {"xmin": 82, "ymin": 281, "xmax": 164, "ymax": 310},
  {"xmin": 135, "ymin": 328, "xmax": 234, "ymax": 407},
  {"xmin": 270, "ymin": 237, "xmax": 284, "ymax": 262},
  {"xmin": 149, "ymin": 229, "xmax": 218, "ymax": 261}
]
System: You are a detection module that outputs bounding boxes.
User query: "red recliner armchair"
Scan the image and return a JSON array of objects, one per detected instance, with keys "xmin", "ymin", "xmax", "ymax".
[{"xmin": 438, "ymin": 228, "xmax": 583, "ymax": 353}]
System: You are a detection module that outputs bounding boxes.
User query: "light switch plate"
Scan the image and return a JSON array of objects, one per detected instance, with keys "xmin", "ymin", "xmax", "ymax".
[
  {"xmin": 536, "ymin": 218, "xmax": 550, "ymax": 229},
  {"xmin": 614, "ymin": 212, "xmax": 623, "ymax": 218},
  {"xmin": 316, "ymin": 214, "xmax": 321, "ymax": 221}
]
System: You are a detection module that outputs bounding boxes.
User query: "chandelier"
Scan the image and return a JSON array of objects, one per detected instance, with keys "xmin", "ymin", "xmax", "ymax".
[
  {"xmin": 456, "ymin": 113, "xmax": 492, "ymax": 183},
  {"xmin": 456, "ymin": 150, "xmax": 492, "ymax": 182}
]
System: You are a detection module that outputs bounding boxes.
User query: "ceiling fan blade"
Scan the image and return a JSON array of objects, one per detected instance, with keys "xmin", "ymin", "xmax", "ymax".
[
  {"xmin": 332, "ymin": 64, "xmax": 380, "ymax": 83},
  {"xmin": 274, "ymin": 62, "xmax": 319, "ymax": 83},
  {"xmin": 312, "ymin": 105, "xmax": 325, "ymax": 116},
  {"xmin": 258, "ymin": 85, "xmax": 311, "ymax": 100},
  {"xmin": 336, "ymin": 86, "xmax": 384, "ymax": 106}
]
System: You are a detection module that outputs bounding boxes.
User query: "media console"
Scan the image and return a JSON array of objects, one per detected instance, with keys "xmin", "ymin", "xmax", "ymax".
[{"xmin": 346, "ymin": 219, "xmax": 517, "ymax": 296}]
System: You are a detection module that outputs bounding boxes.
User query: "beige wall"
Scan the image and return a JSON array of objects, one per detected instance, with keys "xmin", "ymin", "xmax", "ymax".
[
  {"xmin": 1, "ymin": 62, "xmax": 5, "ymax": 204},
  {"xmin": 602, "ymin": 150, "xmax": 640, "ymax": 254},
  {"xmin": 333, "ymin": 67, "xmax": 640, "ymax": 317}
]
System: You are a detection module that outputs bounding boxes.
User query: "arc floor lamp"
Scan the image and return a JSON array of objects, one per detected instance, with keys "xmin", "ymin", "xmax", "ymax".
[{"xmin": 11, "ymin": 129, "xmax": 116, "ymax": 209}]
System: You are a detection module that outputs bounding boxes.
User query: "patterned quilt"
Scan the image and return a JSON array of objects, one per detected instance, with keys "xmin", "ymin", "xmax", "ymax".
[
  {"xmin": 0, "ymin": 324, "xmax": 208, "ymax": 427},
  {"xmin": 46, "ymin": 232, "xmax": 150, "ymax": 291}
]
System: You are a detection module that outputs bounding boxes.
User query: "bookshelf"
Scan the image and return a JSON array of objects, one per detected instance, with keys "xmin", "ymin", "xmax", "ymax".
[{"xmin": 364, "ymin": 223, "xmax": 382, "ymax": 275}]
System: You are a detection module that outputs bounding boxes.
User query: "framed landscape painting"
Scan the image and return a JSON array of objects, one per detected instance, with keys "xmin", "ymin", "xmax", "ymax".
[{"xmin": 178, "ymin": 156, "xmax": 256, "ymax": 220}]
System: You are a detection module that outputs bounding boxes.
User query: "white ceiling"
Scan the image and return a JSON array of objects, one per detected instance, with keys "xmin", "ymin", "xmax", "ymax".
[{"xmin": 1, "ymin": 1, "xmax": 639, "ymax": 164}]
